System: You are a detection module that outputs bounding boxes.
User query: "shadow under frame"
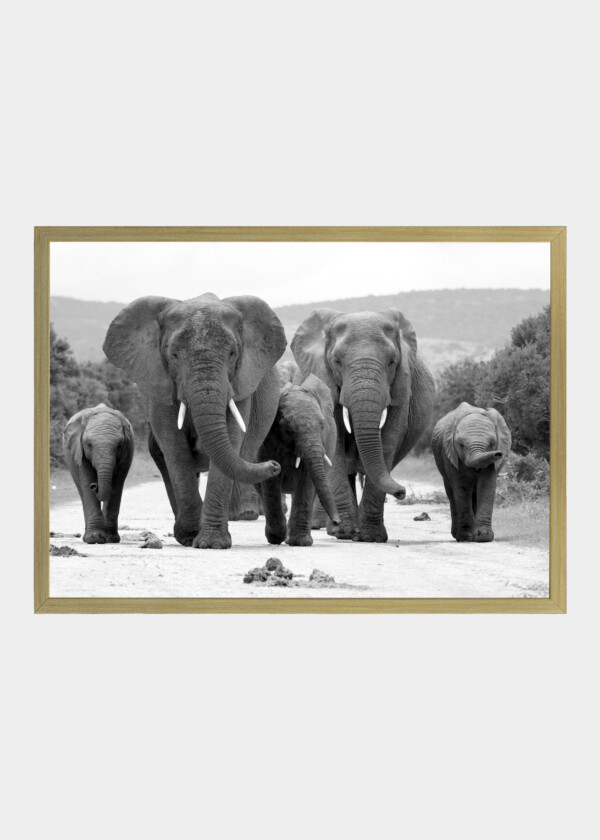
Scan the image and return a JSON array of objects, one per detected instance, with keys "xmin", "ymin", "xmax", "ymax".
[{"xmin": 34, "ymin": 226, "xmax": 566, "ymax": 613}]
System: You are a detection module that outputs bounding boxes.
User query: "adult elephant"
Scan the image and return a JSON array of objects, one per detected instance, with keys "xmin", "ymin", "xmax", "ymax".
[
  {"xmin": 103, "ymin": 293, "xmax": 286, "ymax": 549},
  {"xmin": 291, "ymin": 309, "xmax": 435, "ymax": 542},
  {"xmin": 432, "ymin": 402, "xmax": 511, "ymax": 542},
  {"xmin": 63, "ymin": 403, "xmax": 134, "ymax": 544}
]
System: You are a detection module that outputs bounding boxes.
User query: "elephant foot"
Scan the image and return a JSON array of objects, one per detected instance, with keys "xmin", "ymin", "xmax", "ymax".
[
  {"xmin": 329, "ymin": 517, "xmax": 360, "ymax": 541},
  {"xmin": 193, "ymin": 525, "xmax": 232, "ymax": 550},
  {"xmin": 266, "ymin": 525, "xmax": 286, "ymax": 545},
  {"xmin": 311, "ymin": 511, "xmax": 328, "ymax": 530},
  {"xmin": 474, "ymin": 526, "xmax": 494, "ymax": 542},
  {"xmin": 104, "ymin": 531, "xmax": 120, "ymax": 543},
  {"xmin": 83, "ymin": 529, "xmax": 107, "ymax": 544},
  {"xmin": 237, "ymin": 509, "xmax": 260, "ymax": 521},
  {"xmin": 287, "ymin": 533, "xmax": 313, "ymax": 547},
  {"xmin": 174, "ymin": 521, "xmax": 200, "ymax": 547},
  {"xmin": 455, "ymin": 530, "xmax": 474, "ymax": 542},
  {"xmin": 359, "ymin": 521, "xmax": 388, "ymax": 543}
]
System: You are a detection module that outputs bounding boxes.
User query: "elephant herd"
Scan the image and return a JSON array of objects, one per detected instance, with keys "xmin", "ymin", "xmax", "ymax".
[{"xmin": 62, "ymin": 293, "xmax": 512, "ymax": 550}]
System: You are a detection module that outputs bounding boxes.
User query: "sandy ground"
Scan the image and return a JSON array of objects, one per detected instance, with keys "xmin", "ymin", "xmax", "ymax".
[{"xmin": 49, "ymin": 475, "xmax": 549, "ymax": 598}]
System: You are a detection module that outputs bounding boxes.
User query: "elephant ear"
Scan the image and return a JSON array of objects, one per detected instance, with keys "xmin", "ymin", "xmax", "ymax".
[
  {"xmin": 103, "ymin": 296, "xmax": 177, "ymax": 403},
  {"xmin": 119, "ymin": 412, "xmax": 135, "ymax": 451},
  {"xmin": 291, "ymin": 308, "xmax": 341, "ymax": 395},
  {"xmin": 300, "ymin": 373, "xmax": 335, "ymax": 419},
  {"xmin": 225, "ymin": 296, "xmax": 287, "ymax": 401},
  {"xmin": 486, "ymin": 407, "xmax": 512, "ymax": 470},
  {"xmin": 441, "ymin": 402, "xmax": 476, "ymax": 469},
  {"xmin": 63, "ymin": 407, "xmax": 94, "ymax": 466},
  {"xmin": 380, "ymin": 309, "xmax": 418, "ymax": 407}
]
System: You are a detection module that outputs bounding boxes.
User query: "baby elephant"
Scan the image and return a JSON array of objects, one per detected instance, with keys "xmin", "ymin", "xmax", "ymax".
[
  {"xmin": 63, "ymin": 403, "xmax": 134, "ymax": 544},
  {"xmin": 259, "ymin": 365, "xmax": 340, "ymax": 546},
  {"xmin": 432, "ymin": 402, "xmax": 511, "ymax": 543}
]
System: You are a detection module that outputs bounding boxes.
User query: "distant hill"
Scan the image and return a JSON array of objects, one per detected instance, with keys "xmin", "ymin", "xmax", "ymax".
[
  {"xmin": 50, "ymin": 297, "xmax": 127, "ymax": 363},
  {"xmin": 50, "ymin": 288, "xmax": 549, "ymax": 376}
]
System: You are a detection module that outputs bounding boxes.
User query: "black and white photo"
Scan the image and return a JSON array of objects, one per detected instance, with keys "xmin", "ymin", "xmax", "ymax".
[{"xmin": 45, "ymin": 234, "xmax": 556, "ymax": 602}]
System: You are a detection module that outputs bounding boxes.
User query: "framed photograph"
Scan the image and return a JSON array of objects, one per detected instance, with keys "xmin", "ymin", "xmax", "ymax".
[{"xmin": 34, "ymin": 226, "xmax": 566, "ymax": 613}]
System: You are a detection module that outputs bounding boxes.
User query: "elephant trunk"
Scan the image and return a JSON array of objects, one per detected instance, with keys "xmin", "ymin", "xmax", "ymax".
[
  {"xmin": 186, "ymin": 368, "xmax": 279, "ymax": 484},
  {"xmin": 344, "ymin": 374, "xmax": 406, "ymax": 500},
  {"xmin": 466, "ymin": 449, "xmax": 503, "ymax": 471},
  {"xmin": 93, "ymin": 448, "xmax": 116, "ymax": 502},
  {"xmin": 302, "ymin": 442, "xmax": 340, "ymax": 525}
]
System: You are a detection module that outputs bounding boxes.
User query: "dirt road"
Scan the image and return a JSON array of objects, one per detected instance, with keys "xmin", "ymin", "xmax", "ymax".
[{"xmin": 49, "ymin": 475, "xmax": 549, "ymax": 599}]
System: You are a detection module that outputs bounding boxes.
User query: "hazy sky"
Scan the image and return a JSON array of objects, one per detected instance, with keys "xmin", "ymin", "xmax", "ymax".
[{"xmin": 51, "ymin": 242, "xmax": 550, "ymax": 307}]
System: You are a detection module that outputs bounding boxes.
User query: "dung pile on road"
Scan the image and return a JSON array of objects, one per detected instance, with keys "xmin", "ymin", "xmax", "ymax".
[
  {"xmin": 140, "ymin": 531, "xmax": 163, "ymax": 549},
  {"xmin": 243, "ymin": 558, "xmax": 366, "ymax": 590},
  {"xmin": 244, "ymin": 557, "xmax": 294, "ymax": 586},
  {"xmin": 50, "ymin": 544, "xmax": 87, "ymax": 557}
]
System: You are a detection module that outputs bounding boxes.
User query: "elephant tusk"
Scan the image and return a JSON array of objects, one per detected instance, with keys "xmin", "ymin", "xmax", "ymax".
[
  {"xmin": 295, "ymin": 457, "xmax": 301, "ymax": 469},
  {"xmin": 343, "ymin": 406, "xmax": 352, "ymax": 434},
  {"xmin": 228, "ymin": 399, "xmax": 246, "ymax": 434},
  {"xmin": 324, "ymin": 454, "xmax": 332, "ymax": 467},
  {"xmin": 379, "ymin": 408, "xmax": 388, "ymax": 429},
  {"xmin": 178, "ymin": 402, "xmax": 186, "ymax": 430}
]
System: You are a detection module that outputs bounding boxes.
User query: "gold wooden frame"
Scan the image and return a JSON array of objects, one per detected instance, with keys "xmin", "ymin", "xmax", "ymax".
[{"xmin": 34, "ymin": 227, "xmax": 566, "ymax": 613}]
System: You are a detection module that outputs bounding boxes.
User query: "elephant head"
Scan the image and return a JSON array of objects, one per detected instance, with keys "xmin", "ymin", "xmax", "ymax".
[
  {"xmin": 63, "ymin": 403, "xmax": 134, "ymax": 501},
  {"xmin": 276, "ymin": 369, "xmax": 340, "ymax": 524},
  {"xmin": 441, "ymin": 402, "xmax": 511, "ymax": 471},
  {"xmin": 103, "ymin": 294, "xmax": 287, "ymax": 484},
  {"xmin": 291, "ymin": 308, "xmax": 418, "ymax": 499}
]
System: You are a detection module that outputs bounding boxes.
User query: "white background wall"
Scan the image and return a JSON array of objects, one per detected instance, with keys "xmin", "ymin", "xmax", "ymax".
[{"xmin": 2, "ymin": 2, "xmax": 596, "ymax": 838}]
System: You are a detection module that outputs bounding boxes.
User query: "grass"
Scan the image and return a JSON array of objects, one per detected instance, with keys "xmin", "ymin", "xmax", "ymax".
[
  {"xmin": 391, "ymin": 453, "xmax": 549, "ymax": 548},
  {"xmin": 493, "ymin": 498, "xmax": 549, "ymax": 549}
]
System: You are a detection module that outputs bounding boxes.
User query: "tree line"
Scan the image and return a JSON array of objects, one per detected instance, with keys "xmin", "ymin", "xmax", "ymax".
[
  {"xmin": 415, "ymin": 305, "xmax": 550, "ymax": 461},
  {"xmin": 50, "ymin": 326, "xmax": 146, "ymax": 466}
]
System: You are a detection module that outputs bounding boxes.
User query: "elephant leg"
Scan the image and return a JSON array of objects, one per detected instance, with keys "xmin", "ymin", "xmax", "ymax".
[
  {"xmin": 287, "ymin": 471, "xmax": 316, "ymax": 547},
  {"xmin": 149, "ymin": 407, "xmax": 203, "ymax": 547},
  {"xmin": 148, "ymin": 427, "xmax": 178, "ymax": 518},
  {"xmin": 227, "ymin": 369, "xmax": 279, "ymax": 524},
  {"xmin": 452, "ymin": 480, "xmax": 476, "ymax": 542},
  {"xmin": 262, "ymin": 473, "xmax": 287, "ymax": 545},
  {"xmin": 357, "ymin": 438, "xmax": 398, "ymax": 542},
  {"xmin": 75, "ymin": 458, "xmax": 109, "ymax": 544},
  {"xmin": 358, "ymin": 478, "xmax": 388, "ymax": 543},
  {"xmin": 102, "ymin": 452, "xmax": 133, "ymax": 542},
  {"xmin": 228, "ymin": 481, "xmax": 260, "ymax": 521},
  {"xmin": 194, "ymin": 411, "xmax": 249, "ymax": 549},
  {"xmin": 329, "ymin": 421, "xmax": 360, "ymax": 540},
  {"xmin": 473, "ymin": 467, "xmax": 498, "ymax": 542},
  {"xmin": 195, "ymin": 466, "xmax": 234, "ymax": 549},
  {"xmin": 311, "ymin": 496, "xmax": 328, "ymax": 529},
  {"xmin": 443, "ymin": 478, "xmax": 459, "ymax": 539}
]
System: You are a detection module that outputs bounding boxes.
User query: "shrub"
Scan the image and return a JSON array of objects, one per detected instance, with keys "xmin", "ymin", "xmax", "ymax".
[
  {"xmin": 49, "ymin": 325, "xmax": 146, "ymax": 467},
  {"xmin": 496, "ymin": 452, "xmax": 550, "ymax": 505},
  {"xmin": 416, "ymin": 305, "xmax": 550, "ymax": 463}
]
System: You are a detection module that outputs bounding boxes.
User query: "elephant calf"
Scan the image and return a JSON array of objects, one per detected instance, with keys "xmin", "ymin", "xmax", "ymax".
[
  {"xmin": 432, "ymin": 402, "xmax": 511, "ymax": 543},
  {"xmin": 63, "ymin": 403, "xmax": 134, "ymax": 544},
  {"xmin": 259, "ymin": 364, "xmax": 340, "ymax": 546}
]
